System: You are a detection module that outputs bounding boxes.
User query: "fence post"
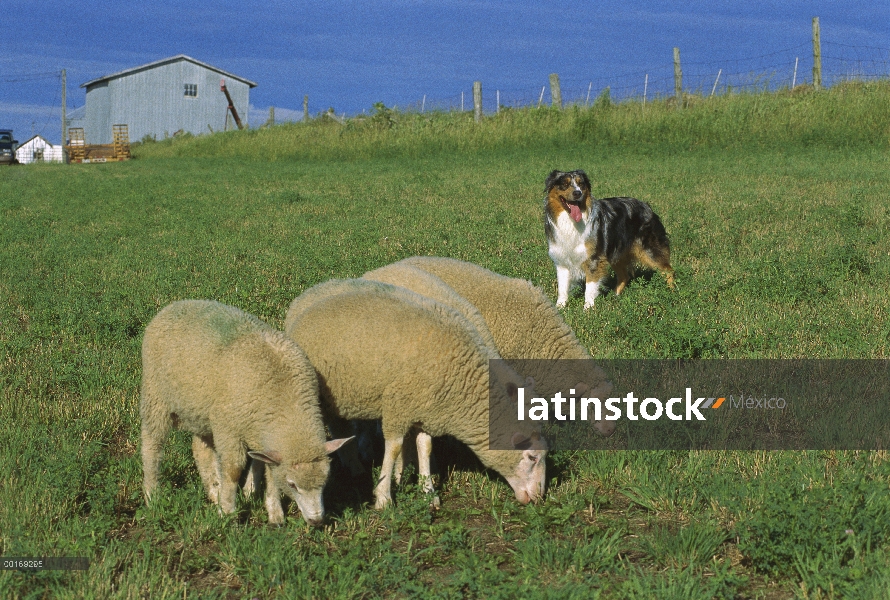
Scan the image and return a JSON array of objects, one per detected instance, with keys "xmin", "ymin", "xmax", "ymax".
[
  {"xmin": 812, "ymin": 16, "xmax": 822, "ymax": 89},
  {"xmin": 60, "ymin": 68, "xmax": 67, "ymax": 163},
  {"xmin": 473, "ymin": 81, "xmax": 483, "ymax": 122},
  {"xmin": 710, "ymin": 69, "xmax": 721, "ymax": 96},
  {"xmin": 673, "ymin": 47, "xmax": 683, "ymax": 100},
  {"xmin": 303, "ymin": 95, "xmax": 309, "ymax": 122},
  {"xmin": 549, "ymin": 73, "xmax": 562, "ymax": 109}
]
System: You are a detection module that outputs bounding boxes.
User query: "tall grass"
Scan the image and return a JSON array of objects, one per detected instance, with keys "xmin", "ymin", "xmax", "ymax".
[{"xmin": 135, "ymin": 80, "xmax": 890, "ymax": 162}]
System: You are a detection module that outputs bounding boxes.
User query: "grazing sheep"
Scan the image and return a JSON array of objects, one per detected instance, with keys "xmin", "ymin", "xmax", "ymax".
[
  {"xmin": 284, "ymin": 279, "xmax": 547, "ymax": 510},
  {"xmin": 140, "ymin": 300, "xmax": 352, "ymax": 526},
  {"xmin": 398, "ymin": 256, "xmax": 615, "ymax": 437},
  {"xmin": 362, "ymin": 263, "xmax": 502, "ymax": 483},
  {"xmin": 363, "ymin": 263, "xmax": 498, "ymax": 350}
]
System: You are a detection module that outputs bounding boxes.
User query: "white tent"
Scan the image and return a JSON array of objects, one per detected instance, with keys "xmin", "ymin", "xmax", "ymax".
[{"xmin": 15, "ymin": 135, "xmax": 63, "ymax": 164}]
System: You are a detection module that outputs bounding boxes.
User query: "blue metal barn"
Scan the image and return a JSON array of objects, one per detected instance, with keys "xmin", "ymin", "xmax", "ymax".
[{"xmin": 80, "ymin": 55, "xmax": 257, "ymax": 144}]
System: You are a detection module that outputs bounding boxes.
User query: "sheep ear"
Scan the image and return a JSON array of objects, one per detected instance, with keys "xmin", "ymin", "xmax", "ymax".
[
  {"xmin": 511, "ymin": 432, "xmax": 532, "ymax": 450},
  {"xmin": 248, "ymin": 450, "xmax": 282, "ymax": 465},
  {"xmin": 575, "ymin": 381, "xmax": 589, "ymax": 395},
  {"xmin": 324, "ymin": 436, "xmax": 354, "ymax": 454},
  {"xmin": 525, "ymin": 376, "xmax": 535, "ymax": 390}
]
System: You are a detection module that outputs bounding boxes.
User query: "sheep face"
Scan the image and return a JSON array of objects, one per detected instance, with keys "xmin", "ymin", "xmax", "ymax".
[
  {"xmin": 248, "ymin": 451, "xmax": 332, "ymax": 527},
  {"xmin": 506, "ymin": 432, "xmax": 547, "ymax": 504},
  {"xmin": 488, "ymin": 366, "xmax": 548, "ymax": 504},
  {"xmin": 249, "ymin": 437, "xmax": 353, "ymax": 526}
]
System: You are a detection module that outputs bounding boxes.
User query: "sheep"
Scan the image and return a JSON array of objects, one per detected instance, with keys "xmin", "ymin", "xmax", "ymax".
[
  {"xmin": 283, "ymin": 279, "xmax": 547, "ymax": 510},
  {"xmin": 361, "ymin": 263, "xmax": 502, "ymax": 481},
  {"xmin": 140, "ymin": 299, "xmax": 352, "ymax": 526},
  {"xmin": 363, "ymin": 263, "xmax": 498, "ymax": 350},
  {"xmin": 397, "ymin": 256, "xmax": 616, "ymax": 437}
]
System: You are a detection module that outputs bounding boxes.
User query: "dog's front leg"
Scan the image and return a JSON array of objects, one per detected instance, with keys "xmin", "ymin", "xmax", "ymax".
[
  {"xmin": 555, "ymin": 265, "xmax": 572, "ymax": 307},
  {"xmin": 583, "ymin": 258, "xmax": 609, "ymax": 310}
]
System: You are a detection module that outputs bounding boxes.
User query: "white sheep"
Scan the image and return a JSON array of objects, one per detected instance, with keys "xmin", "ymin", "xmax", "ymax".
[
  {"xmin": 140, "ymin": 300, "xmax": 352, "ymax": 526},
  {"xmin": 363, "ymin": 263, "xmax": 498, "ymax": 350},
  {"xmin": 283, "ymin": 279, "xmax": 547, "ymax": 510},
  {"xmin": 362, "ymin": 263, "xmax": 501, "ymax": 482},
  {"xmin": 398, "ymin": 256, "xmax": 616, "ymax": 437}
]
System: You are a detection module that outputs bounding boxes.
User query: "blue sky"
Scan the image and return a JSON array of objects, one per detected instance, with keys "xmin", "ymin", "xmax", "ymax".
[{"xmin": 4, "ymin": 1, "xmax": 889, "ymax": 144}]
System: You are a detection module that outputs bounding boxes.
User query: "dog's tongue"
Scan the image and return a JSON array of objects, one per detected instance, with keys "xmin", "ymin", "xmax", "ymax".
[{"xmin": 568, "ymin": 203, "xmax": 582, "ymax": 222}]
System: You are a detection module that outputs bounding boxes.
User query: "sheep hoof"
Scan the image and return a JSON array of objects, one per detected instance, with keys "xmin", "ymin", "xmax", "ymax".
[
  {"xmin": 374, "ymin": 496, "xmax": 391, "ymax": 511},
  {"xmin": 429, "ymin": 496, "xmax": 441, "ymax": 510}
]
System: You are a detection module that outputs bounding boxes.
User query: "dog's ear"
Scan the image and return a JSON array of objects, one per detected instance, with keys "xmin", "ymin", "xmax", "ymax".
[
  {"xmin": 545, "ymin": 170, "xmax": 564, "ymax": 192},
  {"xmin": 574, "ymin": 169, "xmax": 592, "ymax": 191}
]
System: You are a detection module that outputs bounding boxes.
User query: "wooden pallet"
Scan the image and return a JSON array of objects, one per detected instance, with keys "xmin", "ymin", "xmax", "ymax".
[
  {"xmin": 67, "ymin": 128, "xmax": 86, "ymax": 162},
  {"xmin": 66, "ymin": 125, "xmax": 131, "ymax": 163},
  {"xmin": 112, "ymin": 124, "xmax": 131, "ymax": 159}
]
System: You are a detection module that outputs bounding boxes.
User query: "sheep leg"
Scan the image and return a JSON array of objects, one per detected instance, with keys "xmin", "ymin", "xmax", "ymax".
[
  {"xmin": 214, "ymin": 439, "xmax": 246, "ymax": 515},
  {"xmin": 374, "ymin": 437, "xmax": 403, "ymax": 510},
  {"xmin": 394, "ymin": 427, "xmax": 418, "ymax": 485},
  {"xmin": 242, "ymin": 456, "xmax": 265, "ymax": 498},
  {"xmin": 415, "ymin": 432, "xmax": 440, "ymax": 509},
  {"xmin": 394, "ymin": 452, "xmax": 404, "ymax": 485},
  {"xmin": 263, "ymin": 463, "xmax": 286, "ymax": 525},
  {"xmin": 140, "ymin": 402, "xmax": 172, "ymax": 504},
  {"xmin": 192, "ymin": 434, "xmax": 220, "ymax": 504}
]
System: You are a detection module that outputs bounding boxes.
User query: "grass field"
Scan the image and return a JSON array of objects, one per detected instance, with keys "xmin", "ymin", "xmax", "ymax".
[{"xmin": 2, "ymin": 83, "xmax": 890, "ymax": 598}]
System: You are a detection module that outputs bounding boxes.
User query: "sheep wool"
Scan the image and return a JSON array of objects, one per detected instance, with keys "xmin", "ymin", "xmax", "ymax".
[
  {"xmin": 399, "ymin": 256, "xmax": 615, "ymax": 436},
  {"xmin": 284, "ymin": 279, "xmax": 546, "ymax": 509},
  {"xmin": 140, "ymin": 300, "xmax": 351, "ymax": 526},
  {"xmin": 363, "ymin": 263, "xmax": 498, "ymax": 350}
]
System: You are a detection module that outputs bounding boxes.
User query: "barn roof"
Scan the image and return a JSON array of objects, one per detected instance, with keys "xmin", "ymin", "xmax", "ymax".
[
  {"xmin": 80, "ymin": 55, "xmax": 258, "ymax": 89},
  {"xmin": 17, "ymin": 135, "xmax": 56, "ymax": 148}
]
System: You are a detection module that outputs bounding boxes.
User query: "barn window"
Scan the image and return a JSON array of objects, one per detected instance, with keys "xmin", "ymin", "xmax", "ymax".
[
  {"xmin": 184, "ymin": 83, "xmax": 198, "ymax": 97},
  {"xmin": 33, "ymin": 149, "xmax": 44, "ymax": 162}
]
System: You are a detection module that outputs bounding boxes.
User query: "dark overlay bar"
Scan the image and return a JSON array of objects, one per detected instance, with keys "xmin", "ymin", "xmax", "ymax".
[{"xmin": 489, "ymin": 359, "xmax": 890, "ymax": 450}]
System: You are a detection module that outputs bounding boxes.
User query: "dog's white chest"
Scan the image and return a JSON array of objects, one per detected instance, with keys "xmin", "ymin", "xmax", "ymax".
[{"xmin": 548, "ymin": 212, "xmax": 589, "ymax": 268}]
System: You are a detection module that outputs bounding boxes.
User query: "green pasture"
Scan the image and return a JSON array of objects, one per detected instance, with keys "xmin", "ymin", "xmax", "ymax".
[{"xmin": 1, "ymin": 83, "xmax": 890, "ymax": 598}]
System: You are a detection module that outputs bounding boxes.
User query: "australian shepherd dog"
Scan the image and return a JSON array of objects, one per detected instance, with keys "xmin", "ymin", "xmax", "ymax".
[{"xmin": 543, "ymin": 169, "xmax": 675, "ymax": 309}]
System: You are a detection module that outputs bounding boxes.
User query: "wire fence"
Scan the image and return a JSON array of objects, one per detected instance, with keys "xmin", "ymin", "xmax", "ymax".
[
  {"xmin": 4, "ymin": 38, "xmax": 890, "ymax": 141},
  {"xmin": 399, "ymin": 40, "xmax": 890, "ymax": 115}
]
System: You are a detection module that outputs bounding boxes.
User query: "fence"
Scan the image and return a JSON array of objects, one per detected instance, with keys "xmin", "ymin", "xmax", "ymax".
[{"xmin": 399, "ymin": 40, "xmax": 890, "ymax": 117}]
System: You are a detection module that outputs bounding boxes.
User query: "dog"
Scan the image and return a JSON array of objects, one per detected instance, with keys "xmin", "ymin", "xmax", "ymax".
[{"xmin": 543, "ymin": 169, "xmax": 674, "ymax": 309}]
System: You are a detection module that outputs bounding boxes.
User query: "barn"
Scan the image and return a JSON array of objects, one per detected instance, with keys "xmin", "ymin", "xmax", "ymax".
[
  {"xmin": 80, "ymin": 55, "xmax": 257, "ymax": 144},
  {"xmin": 15, "ymin": 135, "xmax": 63, "ymax": 164}
]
